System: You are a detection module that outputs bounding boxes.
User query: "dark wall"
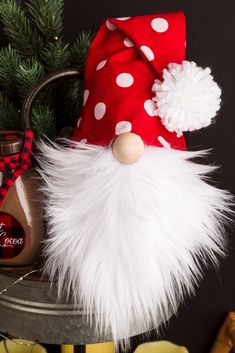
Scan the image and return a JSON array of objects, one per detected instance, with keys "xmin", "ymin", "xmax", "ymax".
[{"xmin": 62, "ymin": 1, "xmax": 235, "ymax": 353}]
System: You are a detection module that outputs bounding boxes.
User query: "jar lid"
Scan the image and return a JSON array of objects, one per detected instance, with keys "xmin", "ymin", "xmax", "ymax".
[{"xmin": 0, "ymin": 131, "xmax": 24, "ymax": 156}]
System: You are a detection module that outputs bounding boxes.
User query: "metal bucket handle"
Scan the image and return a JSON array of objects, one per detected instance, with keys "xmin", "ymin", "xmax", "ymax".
[{"xmin": 21, "ymin": 68, "xmax": 84, "ymax": 131}]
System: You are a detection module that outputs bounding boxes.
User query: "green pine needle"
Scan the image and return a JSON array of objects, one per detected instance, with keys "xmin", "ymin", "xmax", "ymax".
[
  {"xmin": 26, "ymin": 0, "xmax": 63, "ymax": 40},
  {"xmin": 0, "ymin": 91, "xmax": 20, "ymax": 130},
  {"xmin": 0, "ymin": 45, "xmax": 21, "ymax": 94},
  {"xmin": 32, "ymin": 104, "xmax": 56, "ymax": 138},
  {"xmin": 40, "ymin": 40, "xmax": 70, "ymax": 72},
  {"xmin": 0, "ymin": 0, "xmax": 43, "ymax": 56},
  {"xmin": 70, "ymin": 31, "xmax": 93, "ymax": 69},
  {"xmin": 16, "ymin": 59, "xmax": 44, "ymax": 100},
  {"xmin": 0, "ymin": 0, "xmax": 91, "ymax": 138}
]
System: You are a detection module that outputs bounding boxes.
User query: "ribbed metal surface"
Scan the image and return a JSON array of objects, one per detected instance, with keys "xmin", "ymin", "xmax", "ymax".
[{"xmin": 0, "ymin": 271, "xmax": 117, "ymax": 345}]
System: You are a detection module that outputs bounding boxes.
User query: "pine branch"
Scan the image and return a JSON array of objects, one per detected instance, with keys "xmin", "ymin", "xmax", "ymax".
[
  {"xmin": 0, "ymin": 91, "xmax": 20, "ymax": 130},
  {"xmin": 0, "ymin": 45, "xmax": 21, "ymax": 95},
  {"xmin": 16, "ymin": 59, "xmax": 44, "ymax": 101},
  {"xmin": 32, "ymin": 104, "xmax": 56, "ymax": 138},
  {"xmin": 0, "ymin": 0, "xmax": 43, "ymax": 56},
  {"xmin": 26, "ymin": 0, "xmax": 63, "ymax": 41},
  {"xmin": 0, "ymin": 0, "xmax": 92, "ymax": 138},
  {"xmin": 70, "ymin": 31, "xmax": 93, "ymax": 69},
  {"xmin": 40, "ymin": 39, "xmax": 70, "ymax": 72}
]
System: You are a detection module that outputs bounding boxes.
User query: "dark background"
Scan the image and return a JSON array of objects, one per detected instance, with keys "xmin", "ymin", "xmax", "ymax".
[{"xmin": 1, "ymin": 0, "xmax": 235, "ymax": 352}]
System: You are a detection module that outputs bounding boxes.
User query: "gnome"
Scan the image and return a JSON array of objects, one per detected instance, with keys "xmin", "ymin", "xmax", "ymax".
[{"xmin": 38, "ymin": 11, "xmax": 230, "ymax": 345}]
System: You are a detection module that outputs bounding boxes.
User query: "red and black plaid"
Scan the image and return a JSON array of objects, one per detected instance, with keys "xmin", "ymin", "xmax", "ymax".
[
  {"xmin": 0, "ymin": 129, "xmax": 34, "ymax": 205},
  {"xmin": 0, "ymin": 212, "xmax": 25, "ymax": 259}
]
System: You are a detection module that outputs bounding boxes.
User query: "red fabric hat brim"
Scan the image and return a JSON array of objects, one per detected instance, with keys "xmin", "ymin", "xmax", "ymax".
[{"xmin": 73, "ymin": 12, "xmax": 186, "ymax": 151}]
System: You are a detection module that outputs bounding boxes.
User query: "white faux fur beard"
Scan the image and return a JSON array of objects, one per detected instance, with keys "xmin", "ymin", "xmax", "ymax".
[{"xmin": 37, "ymin": 141, "xmax": 231, "ymax": 346}]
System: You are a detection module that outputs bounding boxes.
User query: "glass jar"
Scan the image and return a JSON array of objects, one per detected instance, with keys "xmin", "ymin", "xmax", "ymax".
[{"xmin": 0, "ymin": 131, "xmax": 43, "ymax": 266}]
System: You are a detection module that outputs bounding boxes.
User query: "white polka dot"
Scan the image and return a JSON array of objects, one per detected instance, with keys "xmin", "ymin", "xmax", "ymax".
[
  {"xmin": 94, "ymin": 102, "xmax": 106, "ymax": 120},
  {"xmin": 144, "ymin": 99, "xmax": 155, "ymax": 117},
  {"xmin": 77, "ymin": 117, "xmax": 82, "ymax": 127},
  {"xmin": 115, "ymin": 121, "xmax": 132, "ymax": 135},
  {"xmin": 140, "ymin": 45, "xmax": 155, "ymax": 61},
  {"xmin": 123, "ymin": 37, "xmax": 134, "ymax": 47},
  {"xmin": 83, "ymin": 90, "xmax": 89, "ymax": 106},
  {"xmin": 116, "ymin": 17, "xmax": 131, "ymax": 20},
  {"xmin": 106, "ymin": 20, "xmax": 116, "ymax": 31},
  {"xmin": 116, "ymin": 73, "xmax": 134, "ymax": 88},
  {"xmin": 96, "ymin": 59, "xmax": 107, "ymax": 71},
  {"xmin": 158, "ymin": 136, "xmax": 171, "ymax": 149},
  {"xmin": 80, "ymin": 138, "xmax": 87, "ymax": 144},
  {"xmin": 151, "ymin": 18, "xmax": 169, "ymax": 33}
]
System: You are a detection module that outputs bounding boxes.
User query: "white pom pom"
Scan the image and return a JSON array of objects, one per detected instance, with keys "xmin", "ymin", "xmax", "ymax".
[{"xmin": 152, "ymin": 61, "xmax": 221, "ymax": 136}]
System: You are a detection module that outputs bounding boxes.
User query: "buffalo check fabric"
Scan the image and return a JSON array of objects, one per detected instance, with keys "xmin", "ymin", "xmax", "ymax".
[{"xmin": 0, "ymin": 129, "xmax": 34, "ymax": 205}]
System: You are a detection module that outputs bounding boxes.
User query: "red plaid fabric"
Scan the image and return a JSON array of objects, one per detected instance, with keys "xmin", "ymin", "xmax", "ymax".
[{"xmin": 0, "ymin": 129, "xmax": 34, "ymax": 205}]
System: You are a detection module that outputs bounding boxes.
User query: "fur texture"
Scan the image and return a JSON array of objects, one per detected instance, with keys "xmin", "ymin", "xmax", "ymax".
[
  {"xmin": 37, "ymin": 141, "xmax": 231, "ymax": 345},
  {"xmin": 152, "ymin": 61, "xmax": 221, "ymax": 136}
]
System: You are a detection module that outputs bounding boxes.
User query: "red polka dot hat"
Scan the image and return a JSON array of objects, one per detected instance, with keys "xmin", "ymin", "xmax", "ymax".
[{"xmin": 73, "ymin": 11, "xmax": 221, "ymax": 152}]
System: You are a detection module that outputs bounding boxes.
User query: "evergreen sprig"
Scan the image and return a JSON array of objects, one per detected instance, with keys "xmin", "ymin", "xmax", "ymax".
[
  {"xmin": 0, "ymin": 0, "xmax": 43, "ymax": 56},
  {"xmin": 70, "ymin": 31, "xmax": 93, "ymax": 69},
  {"xmin": 32, "ymin": 104, "xmax": 56, "ymax": 138},
  {"xmin": 0, "ymin": 0, "xmax": 92, "ymax": 138},
  {"xmin": 0, "ymin": 91, "xmax": 20, "ymax": 129},
  {"xmin": 16, "ymin": 59, "xmax": 45, "ymax": 100},
  {"xmin": 0, "ymin": 45, "xmax": 21, "ymax": 95},
  {"xmin": 26, "ymin": 0, "xmax": 64, "ymax": 41},
  {"xmin": 40, "ymin": 40, "xmax": 70, "ymax": 72}
]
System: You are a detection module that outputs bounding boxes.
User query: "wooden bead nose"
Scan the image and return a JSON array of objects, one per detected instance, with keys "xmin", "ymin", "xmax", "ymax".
[{"xmin": 112, "ymin": 132, "xmax": 144, "ymax": 164}]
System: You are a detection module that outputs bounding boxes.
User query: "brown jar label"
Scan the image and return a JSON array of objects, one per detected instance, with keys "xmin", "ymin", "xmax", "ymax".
[{"xmin": 0, "ymin": 212, "xmax": 25, "ymax": 259}]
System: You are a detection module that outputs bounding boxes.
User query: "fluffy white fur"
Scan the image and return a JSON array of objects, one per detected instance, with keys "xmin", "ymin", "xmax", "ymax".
[
  {"xmin": 152, "ymin": 61, "xmax": 221, "ymax": 136},
  {"xmin": 37, "ymin": 141, "xmax": 230, "ymax": 346}
]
